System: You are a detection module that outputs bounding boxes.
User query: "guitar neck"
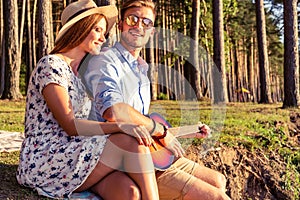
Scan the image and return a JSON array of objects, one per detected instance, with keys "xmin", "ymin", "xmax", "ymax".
[{"xmin": 168, "ymin": 125, "xmax": 200, "ymax": 138}]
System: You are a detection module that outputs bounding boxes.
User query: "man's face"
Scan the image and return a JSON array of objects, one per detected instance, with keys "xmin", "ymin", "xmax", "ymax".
[{"xmin": 120, "ymin": 7, "xmax": 155, "ymax": 50}]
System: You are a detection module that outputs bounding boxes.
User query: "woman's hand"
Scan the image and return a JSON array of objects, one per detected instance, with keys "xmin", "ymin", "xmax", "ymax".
[{"xmin": 118, "ymin": 123, "xmax": 153, "ymax": 146}]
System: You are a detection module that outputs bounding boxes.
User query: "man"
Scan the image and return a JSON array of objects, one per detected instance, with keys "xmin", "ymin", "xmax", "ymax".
[{"xmin": 83, "ymin": 0, "xmax": 231, "ymax": 199}]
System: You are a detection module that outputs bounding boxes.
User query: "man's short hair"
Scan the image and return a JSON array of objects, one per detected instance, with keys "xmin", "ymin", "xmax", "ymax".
[{"xmin": 120, "ymin": 0, "xmax": 156, "ymax": 19}]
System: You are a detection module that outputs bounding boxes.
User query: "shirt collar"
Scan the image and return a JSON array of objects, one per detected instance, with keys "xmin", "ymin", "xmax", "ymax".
[{"xmin": 114, "ymin": 42, "xmax": 149, "ymax": 73}]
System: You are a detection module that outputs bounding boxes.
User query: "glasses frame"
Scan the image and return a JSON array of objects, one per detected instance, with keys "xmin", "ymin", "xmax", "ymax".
[{"xmin": 124, "ymin": 14, "xmax": 154, "ymax": 29}]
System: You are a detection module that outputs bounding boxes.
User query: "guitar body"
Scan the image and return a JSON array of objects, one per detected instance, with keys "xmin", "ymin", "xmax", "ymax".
[
  {"xmin": 149, "ymin": 113, "xmax": 175, "ymax": 170},
  {"xmin": 148, "ymin": 112, "xmax": 209, "ymax": 170},
  {"xmin": 149, "ymin": 142, "xmax": 175, "ymax": 170}
]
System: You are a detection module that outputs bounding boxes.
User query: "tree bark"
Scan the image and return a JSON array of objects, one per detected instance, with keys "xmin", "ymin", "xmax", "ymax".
[
  {"xmin": 147, "ymin": 35, "xmax": 157, "ymax": 100},
  {"xmin": 212, "ymin": 0, "xmax": 228, "ymax": 103},
  {"xmin": 2, "ymin": 0, "xmax": 22, "ymax": 99},
  {"xmin": 25, "ymin": 0, "xmax": 33, "ymax": 91},
  {"xmin": 38, "ymin": 0, "xmax": 53, "ymax": 60},
  {"xmin": 255, "ymin": 0, "xmax": 273, "ymax": 103},
  {"xmin": 19, "ymin": 0, "xmax": 26, "ymax": 58},
  {"xmin": 0, "ymin": 0, "xmax": 4, "ymax": 96},
  {"xmin": 188, "ymin": 0, "xmax": 202, "ymax": 100},
  {"xmin": 247, "ymin": 35, "xmax": 255, "ymax": 102},
  {"xmin": 282, "ymin": 0, "xmax": 299, "ymax": 108}
]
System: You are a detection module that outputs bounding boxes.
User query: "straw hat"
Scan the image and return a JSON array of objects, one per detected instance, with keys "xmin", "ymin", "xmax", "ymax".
[{"xmin": 55, "ymin": 0, "xmax": 118, "ymax": 43}]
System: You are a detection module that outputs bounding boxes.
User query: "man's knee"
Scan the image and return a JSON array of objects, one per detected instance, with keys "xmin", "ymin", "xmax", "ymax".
[
  {"xmin": 215, "ymin": 190, "xmax": 231, "ymax": 200},
  {"xmin": 215, "ymin": 173, "xmax": 227, "ymax": 191},
  {"xmin": 205, "ymin": 186, "xmax": 231, "ymax": 200}
]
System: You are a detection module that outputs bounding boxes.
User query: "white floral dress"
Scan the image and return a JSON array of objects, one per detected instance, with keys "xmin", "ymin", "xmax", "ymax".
[{"xmin": 17, "ymin": 55, "xmax": 109, "ymax": 199}]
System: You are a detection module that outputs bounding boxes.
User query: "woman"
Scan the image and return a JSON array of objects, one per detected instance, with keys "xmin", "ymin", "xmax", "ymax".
[{"xmin": 16, "ymin": 0, "xmax": 159, "ymax": 199}]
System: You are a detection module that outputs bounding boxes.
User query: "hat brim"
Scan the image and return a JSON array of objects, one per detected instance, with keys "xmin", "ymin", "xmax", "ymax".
[{"xmin": 55, "ymin": 5, "xmax": 118, "ymax": 43}]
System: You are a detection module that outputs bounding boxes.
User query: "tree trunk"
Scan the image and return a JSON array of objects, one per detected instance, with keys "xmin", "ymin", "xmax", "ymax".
[
  {"xmin": 32, "ymin": 0, "xmax": 37, "ymax": 68},
  {"xmin": 180, "ymin": 1, "xmax": 186, "ymax": 98},
  {"xmin": 233, "ymin": 41, "xmax": 239, "ymax": 102},
  {"xmin": 212, "ymin": 0, "xmax": 228, "ymax": 103},
  {"xmin": 147, "ymin": 36, "xmax": 157, "ymax": 100},
  {"xmin": 38, "ymin": 0, "xmax": 53, "ymax": 60},
  {"xmin": 0, "ymin": 0, "xmax": 4, "ymax": 96},
  {"xmin": 200, "ymin": 0, "xmax": 210, "ymax": 99},
  {"xmin": 282, "ymin": 0, "xmax": 299, "ymax": 108},
  {"xmin": 160, "ymin": 1, "xmax": 169, "ymax": 100},
  {"xmin": 255, "ymin": 0, "xmax": 272, "ymax": 103},
  {"xmin": 247, "ymin": 35, "xmax": 255, "ymax": 102},
  {"xmin": 25, "ymin": 0, "xmax": 33, "ymax": 91},
  {"xmin": 19, "ymin": 0, "xmax": 26, "ymax": 62},
  {"xmin": 2, "ymin": 0, "xmax": 22, "ymax": 99},
  {"xmin": 189, "ymin": 0, "xmax": 202, "ymax": 100}
]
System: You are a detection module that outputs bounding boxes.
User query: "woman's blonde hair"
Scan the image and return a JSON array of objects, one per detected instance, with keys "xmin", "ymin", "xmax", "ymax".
[{"xmin": 50, "ymin": 14, "xmax": 106, "ymax": 54}]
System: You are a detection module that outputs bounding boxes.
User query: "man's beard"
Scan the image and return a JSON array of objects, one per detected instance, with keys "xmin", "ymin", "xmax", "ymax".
[{"xmin": 121, "ymin": 30, "xmax": 149, "ymax": 49}]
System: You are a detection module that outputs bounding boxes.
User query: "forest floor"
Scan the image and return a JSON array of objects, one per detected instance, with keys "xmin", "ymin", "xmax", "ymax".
[
  {"xmin": 0, "ymin": 100, "xmax": 299, "ymax": 199},
  {"xmin": 186, "ymin": 109, "xmax": 300, "ymax": 200}
]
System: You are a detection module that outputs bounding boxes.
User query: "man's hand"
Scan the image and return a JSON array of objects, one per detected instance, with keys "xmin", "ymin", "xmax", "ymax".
[
  {"xmin": 157, "ymin": 132, "xmax": 185, "ymax": 158},
  {"xmin": 196, "ymin": 122, "xmax": 212, "ymax": 138}
]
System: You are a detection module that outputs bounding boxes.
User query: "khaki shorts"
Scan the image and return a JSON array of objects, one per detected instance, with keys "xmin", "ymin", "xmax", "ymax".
[{"xmin": 156, "ymin": 157, "xmax": 198, "ymax": 200}]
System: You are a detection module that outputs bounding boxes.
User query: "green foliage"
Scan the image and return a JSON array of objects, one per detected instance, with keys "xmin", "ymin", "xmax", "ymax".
[
  {"xmin": 157, "ymin": 93, "xmax": 169, "ymax": 100},
  {"xmin": 283, "ymin": 152, "xmax": 300, "ymax": 198},
  {"xmin": 0, "ymin": 100, "xmax": 25, "ymax": 132}
]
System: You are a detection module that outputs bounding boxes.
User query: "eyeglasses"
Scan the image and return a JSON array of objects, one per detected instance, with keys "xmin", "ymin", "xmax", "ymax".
[{"xmin": 124, "ymin": 14, "xmax": 154, "ymax": 29}]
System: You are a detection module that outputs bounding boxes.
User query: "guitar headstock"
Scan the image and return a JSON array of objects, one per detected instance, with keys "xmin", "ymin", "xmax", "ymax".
[{"xmin": 173, "ymin": 122, "xmax": 211, "ymax": 139}]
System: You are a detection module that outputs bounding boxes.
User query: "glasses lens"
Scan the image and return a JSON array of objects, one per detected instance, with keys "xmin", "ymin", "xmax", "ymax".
[
  {"xmin": 125, "ymin": 15, "xmax": 153, "ymax": 29},
  {"xmin": 142, "ymin": 18, "xmax": 153, "ymax": 28},
  {"xmin": 126, "ymin": 15, "xmax": 139, "ymax": 26}
]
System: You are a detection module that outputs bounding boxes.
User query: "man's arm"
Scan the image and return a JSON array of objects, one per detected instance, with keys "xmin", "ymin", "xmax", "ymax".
[
  {"xmin": 103, "ymin": 102, "xmax": 185, "ymax": 157},
  {"xmin": 103, "ymin": 102, "xmax": 155, "ymax": 131}
]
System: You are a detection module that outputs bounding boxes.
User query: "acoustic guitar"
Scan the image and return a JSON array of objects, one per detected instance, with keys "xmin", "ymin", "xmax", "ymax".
[{"xmin": 148, "ymin": 112, "xmax": 210, "ymax": 170}]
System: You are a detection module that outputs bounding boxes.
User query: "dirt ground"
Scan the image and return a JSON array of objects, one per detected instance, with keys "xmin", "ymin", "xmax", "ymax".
[{"xmin": 185, "ymin": 112, "xmax": 300, "ymax": 200}]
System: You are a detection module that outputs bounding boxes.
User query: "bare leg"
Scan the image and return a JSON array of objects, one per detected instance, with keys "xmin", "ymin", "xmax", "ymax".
[
  {"xmin": 106, "ymin": 134, "xmax": 159, "ymax": 200},
  {"xmin": 184, "ymin": 164, "xmax": 230, "ymax": 200},
  {"xmin": 156, "ymin": 158, "xmax": 230, "ymax": 200},
  {"xmin": 91, "ymin": 171, "xmax": 141, "ymax": 200},
  {"xmin": 76, "ymin": 134, "xmax": 159, "ymax": 200},
  {"xmin": 183, "ymin": 177, "xmax": 231, "ymax": 200},
  {"xmin": 190, "ymin": 164, "xmax": 227, "ymax": 192}
]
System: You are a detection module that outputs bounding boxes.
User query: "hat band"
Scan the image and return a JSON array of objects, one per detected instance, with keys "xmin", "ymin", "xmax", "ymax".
[{"xmin": 66, "ymin": 6, "xmax": 95, "ymax": 23}]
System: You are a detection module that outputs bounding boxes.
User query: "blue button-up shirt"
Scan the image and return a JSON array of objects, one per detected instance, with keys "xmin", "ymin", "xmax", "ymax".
[{"xmin": 83, "ymin": 42, "xmax": 151, "ymax": 121}]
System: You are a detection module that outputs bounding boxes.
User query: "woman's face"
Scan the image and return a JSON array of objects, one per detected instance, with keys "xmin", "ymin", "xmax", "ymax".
[{"xmin": 80, "ymin": 17, "xmax": 107, "ymax": 55}]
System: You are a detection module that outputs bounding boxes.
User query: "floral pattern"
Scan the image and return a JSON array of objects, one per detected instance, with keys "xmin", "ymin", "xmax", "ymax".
[{"xmin": 17, "ymin": 55, "xmax": 108, "ymax": 199}]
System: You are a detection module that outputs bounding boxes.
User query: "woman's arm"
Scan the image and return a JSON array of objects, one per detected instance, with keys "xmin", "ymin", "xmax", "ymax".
[
  {"xmin": 42, "ymin": 83, "xmax": 152, "ymax": 145},
  {"xmin": 43, "ymin": 83, "xmax": 78, "ymax": 135}
]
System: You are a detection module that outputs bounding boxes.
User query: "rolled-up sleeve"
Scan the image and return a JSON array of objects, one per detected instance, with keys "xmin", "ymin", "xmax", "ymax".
[{"xmin": 84, "ymin": 51, "xmax": 124, "ymax": 118}]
